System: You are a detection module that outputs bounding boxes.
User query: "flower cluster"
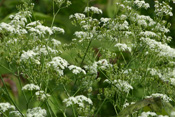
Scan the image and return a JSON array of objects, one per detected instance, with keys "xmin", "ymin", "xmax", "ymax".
[
  {"xmin": 22, "ymin": 84, "xmax": 40, "ymax": 91},
  {"xmin": 84, "ymin": 6, "xmax": 102, "ymax": 14},
  {"xmin": 26, "ymin": 107, "xmax": 47, "ymax": 117},
  {"xmin": 68, "ymin": 65, "xmax": 86, "ymax": 75},
  {"xmin": 146, "ymin": 93, "xmax": 172, "ymax": 102},
  {"xmin": 115, "ymin": 43, "xmax": 132, "ymax": 52},
  {"xmin": 139, "ymin": 111, "xmax": 168, "ymax": 117},
  {"xmin": 104, "ymin": 79, "xmax": 133, "ymax": 93},
  {"xmin": 35, "ymin": 91, "xmax": 50, "ymax": 101},
  {"xmin": 134, "ymin": 0, "xmax": 150, "ymax": 9},
  {"xmin": 63, "ymin": 95, "xmax": 93, "ymax": 108},
  {"xmin": 0, "ymin": 103, "xmax": 15, "ymax": 113},
  {"xmin": 154, "ymin": 1, "xmax": 173, "ymax": 17},
  {"xmin": 47, "ymin": 56, "xmax": 69, "ymax": 75}
]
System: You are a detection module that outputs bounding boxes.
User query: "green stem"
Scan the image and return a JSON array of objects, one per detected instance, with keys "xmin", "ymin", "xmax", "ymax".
[
  {"xmin": 80, "ymin": 39, "xmax": 93, "ymax": 67},
  {"xmin": 72, "ymin": 105, "xmax": 77, "ymax": 117},
  {"xmin": 0, "ymin": 76, "xmax": 24, "ymax": 117},
  {"xmin": 95, "ymin": 98, "xmax": 107, "ymax": 116}
]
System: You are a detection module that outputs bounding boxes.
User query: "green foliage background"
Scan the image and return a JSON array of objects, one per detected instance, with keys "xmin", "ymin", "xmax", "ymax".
[{"xmin": 0, "ymin": 0, "xmax": 175, "ymax": 43}]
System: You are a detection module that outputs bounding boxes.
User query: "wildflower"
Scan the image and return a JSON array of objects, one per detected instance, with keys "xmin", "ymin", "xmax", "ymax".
[
  {"xmin": 63, "ymin": 95, "xmax": 93, "ymax": 108},
  {"xmin": 26, "ymin": 107, "xmax": 47, "ymax": 117},
  {"xmin": 22, "ymin": 84, "xmax": 40, "ymax": 91},
  {"xmin": 104, "ymin": 79, "xmax": 133, "ymax": 93},
  {"xmin": 51, "ymin": 39, "xmax": 61, "ymax": 46},
  {"xmin": 52, "ymin": 26, "xmax": 65, "ymax": 34},
  {"xmin": 141, "ymin": 37, "xmax": 175, "ymax": 58},
  {"xmin": 140, "ymin": 31, "xmax": 157, "ymax": 38},
  {"xmin": 47, "ymin": 56, "xmax": 69, "ymax": 76},
  {"xmin": 69, "ymin": 13, "xmax": 86, "ymax": 20},
  {"xmin": 139, "ymin": 111, "xmax": 157, "ymax": 117},
  {"xmin": 145, "ymin": 93, "xmax": 172, "ymax": 102},
  {"xmin": 20, "ymin": 50, "xmax": 38, "ymax": 61},
  {"xmin": 100, "ymin": 18, "xmax": 111, "ymax": 23},
  {"xmin": 34, "ymin": 46, "xmax": 59, "ymax": 55},
  {"xmin": 134, "ymin": 0, "xmax": 150, "ymax": 9},
  {"xmin": 74, "ymin": 31, "xmax": 93, "ymax": 39},
  {"xmin": 0, "ymin": 102, "xmax": 15, "ymax": 113},
  {"xmin": 35, "ymin": 91, "xmax": 50, "ymax": 101},
  {"xmin": 171, "ymin": 111, "xmax": 175, "ymax": 116},
  {"xmin": 68, "ymin": 65, "xmax": 86, "ymax": 74},
  {"xmin": 9, "ymin": 111, "xmax": 23, "ymax": 117},
  {"xmin": 155, "ymin": 1, "xmax": 173, "ymax": 17},
  {"xmin": 115, "ymin": 43, "xmax": 131, "ymax": 52},
  {"xmin": 96, "ymin": 59, "xmax": 112, "ymax": 70},
  {"xmin": 84, "ymin": 6, "xmax": 103, "ymax": 14}
]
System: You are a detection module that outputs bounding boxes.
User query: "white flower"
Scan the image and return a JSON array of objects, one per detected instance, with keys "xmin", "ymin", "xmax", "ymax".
[
  {"xmin": 63, "ymin": 95, "xmax": 93, "ymax": 108},
  {"xmin": 35, "ymin": 91, "xmax": 50, "ymax": 101},
  {"xmin": 139, "ymin": 111, "xmax": 157, "ymax": 117},
  {"xmin": 9, "ymin": 111, "xmax": 23, "ymax": 117},
  {"xmin": 0, "ymin": 22, "xmax": 15, "ymax": 32},
  {"xmin": 115, "ymin": 80, "xmax": 133, "ymax": 93},
  {"xmin": 34, "ymin": 46, "xmax": 59, "ymax": 55},
  {"xmin": 114, "ymin": 20, "xmax": 129, "ymax": 30},
  {"xmin": 140, "ymin": 31, "xmax": 157, "ymax": 38},
  {"xmin": 51, "ymin": 39, "xmax": 61, "ymax": 46},
  {"xmin": 155, "ymin": 1, "xmax": 173, "ymax": 17},
  {"xmin": 20, "ymin": 50, "xmax": 38, "ymax": 61},
  {"xmin": 52, "ymin": 26, "xmax": 65, "ymax": 34},
  {"xmin": 104, "ymin": 79, "xmax": 133, "ymax": 93},
  {"xmin": 84, "ymin": 6, "xmax": 103, "ymax": 14},
  {"xmin": 47, "ymin": 56, "xmax": 69, "ymax": 76},
  {"xmin": 74, "ymin": 31, "xmax": 93, "ymax": 39},
  {"xmin": 146, "ymin": 93, "xmax": 172, "ymax": 102},
  {"xmin": 100, "ymin": 18, "xmax": 111, "ymax": 23},
  {"xmin": 96, "ymin": 59, "xmax": 112, "ymax": 70},
  {"xmin": 69, "ymin": 13, "xmax": 86, "ymax": 20},
  {"xmin": 134, "ymin": 0, "xmax": 150, "ymax": 9},
  {"xmin": 27, "ymin": 21, "xmax": 53, "ymax": 37},
  {"xmin": 22, "ymin": 84, "xmax": 40, "ymax": 91},
  {"xmin": 0, "ymin": 102, "xmax": 15, "ymax": 113},
  {"xmin": 68, "ymin": 65, "xmax": 86, "ymax": 74},
  {"xmin": 27, "ymin": 107, "xmax": 47, "ymax": 117},
  {"xmin": 171, "ymin": 111, "xmax": 175, "ymax": 116},
  {"xmin": 140, "ymin": 37, "xmax": 175, "ymax": 58},
  {"xmin": 115, "ymin": 43, "xmax": 131, "ymax": 52}
]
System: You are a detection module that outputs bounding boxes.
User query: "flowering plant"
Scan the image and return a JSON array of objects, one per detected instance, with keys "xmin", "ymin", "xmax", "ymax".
[{"xmin": 0, "ymin": 0, "xmax": 175, "ymax": 116}]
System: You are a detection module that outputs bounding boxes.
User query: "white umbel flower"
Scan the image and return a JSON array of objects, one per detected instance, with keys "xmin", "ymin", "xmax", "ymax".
[
  {"xmin": 47, "ymin": 56, "xmax": 69, "ymax": 76},
  {"xmin": 20, "ymin": 50, "xmax": 38, "ymax": 61},
  {"xmin": 68, "ymin": 65, "xmax": 86, "ymax": 74},
  {"xmin": 104, "ymin": 79, "xmax": 133, "ymax": 93},
  {"xmin": 84, "ymin": 6, "xmax": 102, "ymax": 14},
  {"xmin": 63, "ymin": 95, "xmax": 93, "ymax": 108},
  {"xmin": 0, "ymin": 102, "xmax": 15, "ymax": 113},
  {"xmin": 22, "ymin": 84, "xmax": 40, "ymax": 91},
  {"xmin": 115, "ymin": 43, "xmax": 131, "ymax": 52},
  {"xmin": 139, "ymin": 111, "xmax": 157, "ymax": 117},
  {"xmin": 146, "ymin": 93, "xmax": 172, "ymax": 102},
  {"xmin": 134, "ymin": 0, "xmax": 150, "ymax": 9},
  {"xmin": 52, "ymin": 26, "xmax": 65, "ymax": 34},
  {"xmin": 27, "ymin": 107, "xmax": 47, "ymax": 117},
  {"xmin": 35, "ymin": 91, "xmax": 50, "ymax": 101}
]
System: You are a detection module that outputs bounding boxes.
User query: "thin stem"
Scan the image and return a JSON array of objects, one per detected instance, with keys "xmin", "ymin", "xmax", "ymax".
[
  {"xmin": 0, "ymin": 110, "xmax": 8, "ymax": 117},
  {"xmin": 0, "ymin": 76, "xmax": 24, "ymax": 117},
  {"xmin": 46, "ymin": 101, "xmax": 57, "ymax": 117},
  {"xmin": 95, "ymin": 98, "xmax": 107, "ymax": 116},
  {"xmin": 72, "ymin": 105, "xmax": 77, "ymax": 117},
  {"xmin": 80, "ymin": 39, "xmax": 93, "ymax": 67},
  {"xmin": 51, "ymin": 8, "xmax": 60, "ymax": 28}
]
